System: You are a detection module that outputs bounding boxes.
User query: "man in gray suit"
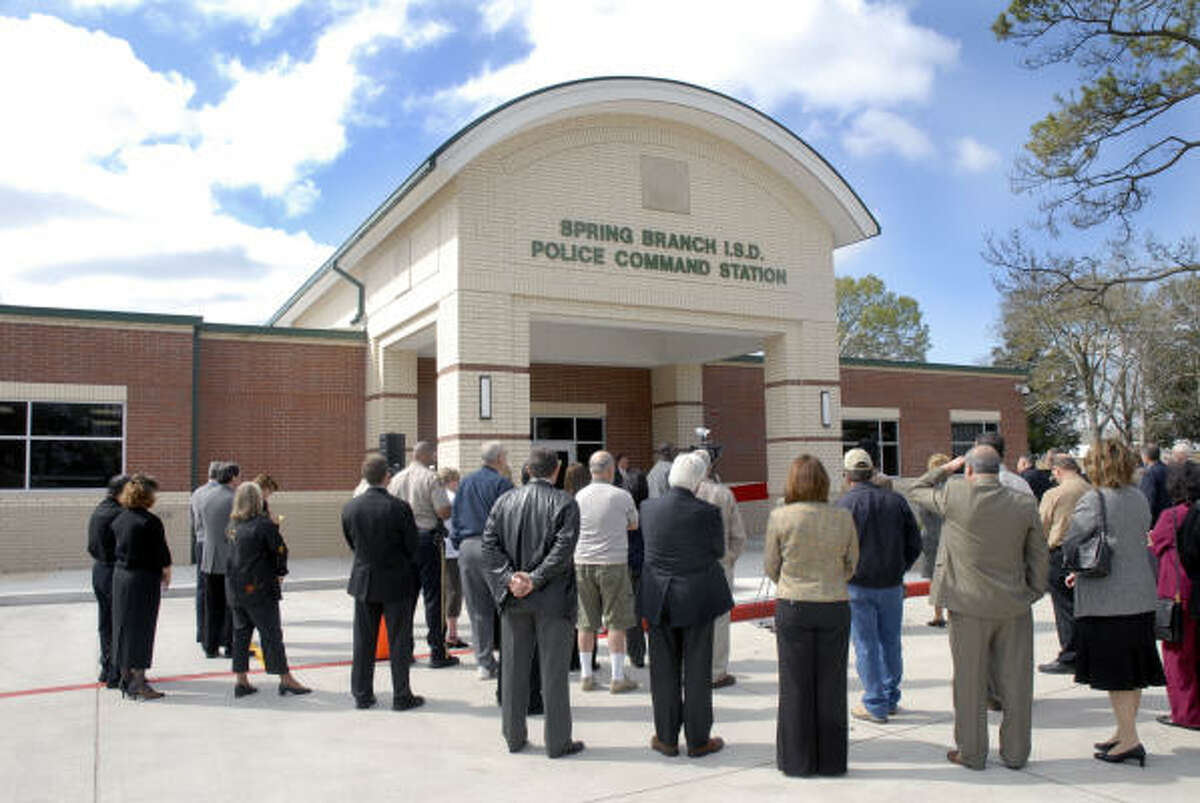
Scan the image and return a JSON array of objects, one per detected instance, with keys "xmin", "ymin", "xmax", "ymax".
[
  {"xmin": 189, "ymin": 461, "xmax": 221, "ymax": 648},
  {"xmin": 197, "ymin": 462, "xmax": 239, "ymax": 658},
  {"xmin": 909, "ymin": 445, "xmax": 1048, "ymax": 771}
]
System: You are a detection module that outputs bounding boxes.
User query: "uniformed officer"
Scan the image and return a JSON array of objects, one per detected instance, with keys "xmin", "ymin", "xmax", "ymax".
[{"xmin": 389, "ymin": 441, "xmax": 460, "ymax": 668}]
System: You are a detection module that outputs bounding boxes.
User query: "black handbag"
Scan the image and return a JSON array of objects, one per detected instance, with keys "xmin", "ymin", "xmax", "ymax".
[
  {"xmin": 1063, "ymin": 489, "xmax": 1112, "ymax": 577},
  {"xmin": 1154, "ymin": 510, "xmax": 1185, "ymax": 643}
]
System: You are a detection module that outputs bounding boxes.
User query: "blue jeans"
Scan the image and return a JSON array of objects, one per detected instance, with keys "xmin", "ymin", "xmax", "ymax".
[{"xmin": 848, "ymin": 584, "xmax": 904, "ymax": 718}]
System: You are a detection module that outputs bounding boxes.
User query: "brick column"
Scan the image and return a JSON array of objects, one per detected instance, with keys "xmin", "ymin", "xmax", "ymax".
[
  {"xmin": 365, "ymin": 339, "xmax": 418, "ymax": 456},
  {"xmin": 763, "ymin": 321, "xmax": 843, "ymax": 496},
  {"xmin": 436, "ymin": 290, "xmax": 531, "ymax": 476},
  {"xmin": 651, "ymin": 363, "xmax": 705, "ymax": 451}
]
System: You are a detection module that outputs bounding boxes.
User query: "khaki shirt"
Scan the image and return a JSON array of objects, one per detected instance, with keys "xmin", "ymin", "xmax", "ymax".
[
  {"xmin": 1038, "ymin": 473, "xmax": 1092, "ymax": 549},
  {"xmin": 388, "ymin": 461, "xmax": 450, "ymax": 531},
  {"xmin": 696, "ymin": 479, "xmax": 747, "ymax": 571},
  {"xmin": 764, "ymin": 502, "xmax": 859, "ymax": 602}
]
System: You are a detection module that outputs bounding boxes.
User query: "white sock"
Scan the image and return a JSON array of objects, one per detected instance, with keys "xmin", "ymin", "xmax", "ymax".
[
  {"xmin": 612, "ymin": 651, "xmax": 626, "ymax": 681},
  {"xmin": 580, "ymin": 652, "xmax": 594, "ymax": 678}
]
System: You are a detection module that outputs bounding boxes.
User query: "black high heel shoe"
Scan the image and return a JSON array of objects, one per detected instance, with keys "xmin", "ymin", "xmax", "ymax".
[
  {"xmin": 234, "ymin": 683, "xmax": 258, "ymax": 698},
  {"xmin": 278, "ymin": 683, "xmax": 311, "ymax": 696},
  {"xmin": 1093, "ymin": 743, "xmax": 1145, "ymax": 767}
]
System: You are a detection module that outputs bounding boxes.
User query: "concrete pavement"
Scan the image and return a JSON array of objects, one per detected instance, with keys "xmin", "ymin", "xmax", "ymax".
[{"xmin": 1, "ymin": 553, "xmax": 1198, "ymax": 802}]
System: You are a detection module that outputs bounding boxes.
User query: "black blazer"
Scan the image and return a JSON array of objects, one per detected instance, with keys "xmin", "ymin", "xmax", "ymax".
[
  {"xmin": 87, "ymin": 497, "xmax": 123, "ymax": 564},
  {"xmin": 341, "ymin": 486, "xmax": 419, "ymax": 602},
  {"xmin": 226, "ymin": 515, "xmax": 288, "ymax": 604},
  {"xmin": 112, "ymin": 508, "xmax": 172, "ymax": 572},
  {"xmin": 639, "ymin": 487, "xmax": 733, "ymax": 627}
]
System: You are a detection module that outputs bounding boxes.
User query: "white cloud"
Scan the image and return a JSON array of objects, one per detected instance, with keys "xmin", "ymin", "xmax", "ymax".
[
  {"xmin": 842, "ymin": 108, "xmax": 934, "ymax": 160},
  {"xmin": 952, "ymin": 136, "xmax": 1001, "ymax": 173},
  {"xmin": 0, "ymin": 7, "xmax": 448, "ymax": 322},
  {"xmin": 193, "ymin": 0, "xmax": 308, "ymax": 30},
  {"xmin": 434, "ymin": 0, "xmax": 958, "ymax": 126}
]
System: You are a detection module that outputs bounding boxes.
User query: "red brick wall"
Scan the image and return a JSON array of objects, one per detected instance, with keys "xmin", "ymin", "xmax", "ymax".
[
  {"xmin": 703, "ymin": 364, "xmax": 768, "ymax": 483},
  {"xmin": 0, "ymin": 320, "xmax": 194, "ymax": 490},
  {"xmin": 196, "ymin": 336, "xmax": 364, "ymax": 491},
  {"xmin": 529, "ymin": 364, "xmax": 653, "ymax": 470},
  {"xmin": 840, "ymin": 366, "xmax": 1029, "ymax": 473}
]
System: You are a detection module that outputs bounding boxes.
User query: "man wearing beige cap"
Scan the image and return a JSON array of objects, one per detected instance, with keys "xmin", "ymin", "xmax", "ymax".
[{"xmin": 835, "ymin": 448, "xmax": 921, "ymax": 724}]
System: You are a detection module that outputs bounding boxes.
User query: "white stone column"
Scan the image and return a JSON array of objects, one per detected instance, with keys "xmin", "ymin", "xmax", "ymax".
[
  {"xmin": 435, "ymin": 290, "xmax": 531, "ymax": 476},
  {"xmin": 365, "ymin": 339, "xmax": 418, "ymax": 457},
  {"xmin": 651, "ymin": 363, "xmax": 705, "ymax": 451},
  {"xmin": 762, "ymin": 321, "xmax": 843, "ymax": 496}
]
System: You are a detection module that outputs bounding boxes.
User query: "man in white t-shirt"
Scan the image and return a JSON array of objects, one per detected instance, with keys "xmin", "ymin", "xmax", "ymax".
[{"xmin": 574, "ymin": 450, "xmax": 640, "ymax": 693}]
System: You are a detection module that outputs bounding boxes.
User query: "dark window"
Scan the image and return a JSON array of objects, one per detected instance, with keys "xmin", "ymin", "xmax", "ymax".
[
  {"xmin": 0, "ymin": 402, "xmax": 26, "ymax": 436},
  {"xmin": 1, "ymin": 401, "xmax": 124, "ymax": 490},
  {"xmin": 30, "ymin": 441, "xmax": 123, "ymax": 489},
  {"xmin": 31, "ymin": 403, "xmax": 122, "ymax": 437},
  {"xmin": 951, "ymin": 421, "xmax": 999, "ymax": 457},
  {"xmin": 534, "ymin": 417, "xmax": 574, "ymax": 441},
  {"xmin": 576, "ymin": 418, "xmax": 604, "ymax": 441},
  {"xmin": 0, "ymin": 441, "xmax": 25, "ymax": 489}
]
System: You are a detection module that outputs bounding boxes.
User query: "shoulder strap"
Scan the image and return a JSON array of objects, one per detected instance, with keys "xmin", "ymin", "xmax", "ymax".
[
  {"xmin": 1171, "ymin": 508, "xmax": 1184, "ymax": 601},
  {"xmin": 1095, "ymin": 488, "xmax": 1108, "ymax": 532}
]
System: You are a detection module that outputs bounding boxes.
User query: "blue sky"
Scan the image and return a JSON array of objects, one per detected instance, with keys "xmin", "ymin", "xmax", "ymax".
[{"xmin": 0, "ymin": 1, "xmax": 1195, "ymax": 364}]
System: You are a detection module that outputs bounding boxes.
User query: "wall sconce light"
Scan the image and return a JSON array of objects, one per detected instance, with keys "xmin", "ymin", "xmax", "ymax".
[
  {"xmin": 820, "ymin": 390, "xmax": 832, "ymax": 428},
  {"xmin": 479, "ymin": 375, "xmax": 492, "ymax": 420}
]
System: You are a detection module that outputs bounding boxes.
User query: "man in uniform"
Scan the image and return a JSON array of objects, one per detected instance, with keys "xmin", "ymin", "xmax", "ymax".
[{"xmin": 389, "ymin": 440, "xmax": 459, "ymax": 668}]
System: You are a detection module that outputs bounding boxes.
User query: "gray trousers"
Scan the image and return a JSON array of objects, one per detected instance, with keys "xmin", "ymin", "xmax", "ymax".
[
  {"xmin": 457, "ymin": 538, "xmax": 497, "ymax": 672},
  {"xmin": 712, "ymin": 563, "xmax": 735, "ymax": 676},
  {"xmin": 500, "ymin": 604, "xmax": 573, "ymax": 756},
  {"xmin": 948, "ymin": 609, "xmax": 1034, "ymax": 769}
]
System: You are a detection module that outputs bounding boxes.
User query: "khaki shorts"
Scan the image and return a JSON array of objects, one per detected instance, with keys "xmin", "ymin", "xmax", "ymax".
[{"xmin": 576, "ymin": 563, "xmax": 637, "ymax": 632}]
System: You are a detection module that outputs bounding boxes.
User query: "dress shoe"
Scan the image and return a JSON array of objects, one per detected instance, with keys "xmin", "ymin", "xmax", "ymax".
[
  {"xmin": 550, "ymin": 740, "xmax": 585, "ymax": 758},
  {"xmin": 278, "ymin": 683, "xmax": 311, "ymax": 696},
  {"xmin": 610, "ymin": 677, "xmax": 638, "ymax": 694},
  {"xmin": 946, "ymin": 750, "xmax": 983, "ymax": 770},
  {"xmin": 1037, "ymin": 660, "xmax": 1074, "ymax": 674},
  {"xmin": 204, "ymin": 649, "xmax": 220, "ymax": 659},
  {"xmin": 631, "ymin": 656, "xmax": 645, "ymax": 669},
  {"xmin": 392, "ymin": 694, "xmax": 425, "ymax": 711},
  {"xmin": 445, "ymin": 637, "xmax": 469, "ymax": 649},
  {"xmin": 851, "ymin": 705, "xmax": 887, "ymax": 724},
  {"xmin": 428, "ymin": 654, "xmax": 460, "ymax": 669},
  {"xmin": 234, "ymin": 683, "xmax": 258, "ymax": 699},
  {"xmin": 926, "ymin": 618, "xmax": 947, "ymax": 628},
  {"xmin": 1094, "ymin": 743, "xmax": 1145, "ymax": 767},
  {"xmin": 105, "ymin": 676, "xmax": 121, "ymax": 690},
  {"xmin": 687, "ymin": 737, "xmax": 725, "ymax": 758},
  {"xmin": 1156, "ymin": 714, "xmax": 1200, "ymax": 730},
  {"xmin": 650, "ymin": 736, "xmax": 679, "ymax": 757},
  {"xmin": 507, "ymin": 739, "xmax": 528, "ymax": 754},
  {"xmin": 355, "ymin": 696, "xmax": 377, "ymax": 710},
  {"xmin": 124, "ymin": 684, "xmax": 165, "ymax": 701},
  {"xmin": 712, "ymin": 673, "xmax": 737, "ymax": 689}
]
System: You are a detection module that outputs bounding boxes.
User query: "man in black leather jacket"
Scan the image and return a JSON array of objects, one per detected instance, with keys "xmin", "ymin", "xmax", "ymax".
[{"xmin": 482, "ymin": 447, "xmax": 584, "ymax": 758}]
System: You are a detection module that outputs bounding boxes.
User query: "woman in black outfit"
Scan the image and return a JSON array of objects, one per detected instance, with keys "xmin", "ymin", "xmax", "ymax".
[
  {"xmin": 87, "ymin": 473, "xmax": 129, "ymax": 688},
  {"xmin": 111, "ymin": 474, "xmax": 171, "ymax": 700},
  {"xmin": 226, "ymin": 481, "xmax": 310, "ymax": 698},
  {"xmin": 623, "ymin": 469, "xmax": 649, "ymax": 667}
]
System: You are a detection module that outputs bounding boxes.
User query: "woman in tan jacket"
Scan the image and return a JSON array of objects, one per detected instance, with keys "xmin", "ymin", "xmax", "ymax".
[{"xmin": 765, "ymin": 455, "xmax": 860, "ymax": 777}]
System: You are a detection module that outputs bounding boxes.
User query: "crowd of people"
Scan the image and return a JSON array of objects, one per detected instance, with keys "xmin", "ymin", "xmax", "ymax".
[{"xmin": 84, "ymin": 431, "xmax": 1199, "ymax": 776}]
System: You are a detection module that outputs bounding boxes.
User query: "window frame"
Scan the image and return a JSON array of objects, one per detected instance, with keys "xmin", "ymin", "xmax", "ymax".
[
  {"xmin": 0, "ymin": 400, "xmax": 127, "ymax": 491},
  {"xmin": 841, "ymin": 418, "xmax": 901, "ymax": 477},
  {"xmin": 950, "ymin": 420, "xmax": 999, "ymax": 457}
]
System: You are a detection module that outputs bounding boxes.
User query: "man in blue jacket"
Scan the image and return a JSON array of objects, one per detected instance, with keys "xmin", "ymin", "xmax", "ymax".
[{"xmin": 835, "ymin": 448, "xmax": 921, "ymax": 724}]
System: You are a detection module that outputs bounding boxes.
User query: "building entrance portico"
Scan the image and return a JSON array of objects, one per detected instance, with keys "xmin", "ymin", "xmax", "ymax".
[{"xmin": 270, "ymin": 77, "xmax": 880, "ymax": 493}]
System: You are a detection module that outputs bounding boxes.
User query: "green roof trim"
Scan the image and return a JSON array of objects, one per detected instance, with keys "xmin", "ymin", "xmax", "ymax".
[
  {"xmin": 0, "ymin": 303, "xmax": 201, "ymax": 327},
  {"xmin": 720, "ymin": 352, "xmax": 1025, "ymax": 376},
  {"xmin": 199, "ymin": 322, "xmax": 365, "ymax": 341},
  {"xmin": 838, "ymin": 357, "xmax": 1026, "ymax": 376}
]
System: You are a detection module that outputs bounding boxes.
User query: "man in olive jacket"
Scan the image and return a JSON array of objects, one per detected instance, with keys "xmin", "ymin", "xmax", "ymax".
[
  {"xmin": 342, "ymin": 453, "xmax": 422, "ymax": 711},
  {"xmin": 482, "ymin": 447, "xmax": 583, "ymax": 758},
  {"xmin": 908, "ymin": 445, "xmax": 1048, "ymax": 771}
]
